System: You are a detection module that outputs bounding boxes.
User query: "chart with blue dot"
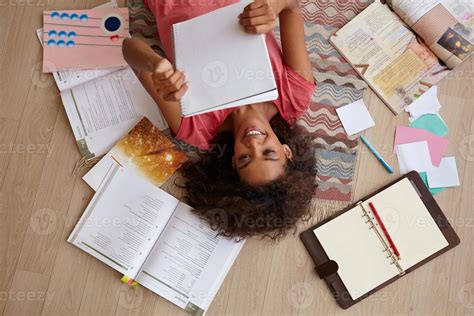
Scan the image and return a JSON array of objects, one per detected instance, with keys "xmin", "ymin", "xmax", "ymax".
[
  {"xmin": 43, "ymin": 8, "xmax": 129, "ymax": 48},
  {"xmin": 42, "ymin": 8, "xmax": 130, "ymax": 72}
]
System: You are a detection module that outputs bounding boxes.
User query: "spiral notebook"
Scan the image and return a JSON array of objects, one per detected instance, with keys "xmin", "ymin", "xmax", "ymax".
[
  {"xmin": 301, "ymin": 172, "xmax": 460, "ymax": 309},
  {"xmin": 172, "ymin": 0, "xmax": 278, "ymax": 117}
]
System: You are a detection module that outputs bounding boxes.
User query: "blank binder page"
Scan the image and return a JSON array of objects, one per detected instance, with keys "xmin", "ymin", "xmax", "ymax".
[
  {"xmin": 362, "ymin": 178, "xmax": 449, "ymax": 271},
  {"xmin": 314, "ymin": 206, "xmax": 400, "ymax": 300}
]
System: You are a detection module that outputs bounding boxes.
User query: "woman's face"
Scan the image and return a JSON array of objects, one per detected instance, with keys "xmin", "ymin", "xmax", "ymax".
[{"xmin": 233, "ymin": 117, "xmax": 292, "ymax": 185}]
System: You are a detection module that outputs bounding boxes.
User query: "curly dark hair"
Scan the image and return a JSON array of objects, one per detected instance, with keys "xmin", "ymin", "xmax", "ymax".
[{"xmin": 181, "ymin": 117, "xmax": 317, "ymax": 240}]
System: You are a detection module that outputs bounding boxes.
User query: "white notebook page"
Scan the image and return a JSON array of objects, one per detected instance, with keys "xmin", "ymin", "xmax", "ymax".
[
  {"xmin": 362, "ymin": 178, "xmax": 449, "ymax": 270},
  {"xmin": 173, "ymin": 0, "xmax": 277, "ymax": 116},
  {"xmin": 314, "ymin": 206, "xmax": 400, "ymax": 300}
]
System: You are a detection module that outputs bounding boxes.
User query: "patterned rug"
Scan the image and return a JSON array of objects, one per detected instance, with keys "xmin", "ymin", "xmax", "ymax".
[
  {"xmin": 127, "ymin": 0, "xmax": 372, "ymax": 220},
  {"xmin": 295, "ymin": 0, "xmax": 372, "ymax": 218}
]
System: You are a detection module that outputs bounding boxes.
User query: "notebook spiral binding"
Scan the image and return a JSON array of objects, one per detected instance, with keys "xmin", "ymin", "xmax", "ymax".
[
  {"xmin": 171, "ymin": 24, "xmax": 186, "ymax": 113},
  {"xmin": 358, "ymin": 202, "xmax": 406, "ymax": 276}
]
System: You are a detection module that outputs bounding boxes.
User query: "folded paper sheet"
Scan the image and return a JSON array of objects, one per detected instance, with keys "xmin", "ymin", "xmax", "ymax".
[
  {"xmin": 43, "ymin": 8, "xmax": 129, "ymax": 72},
  {"xmin": 394, "ymin": 126, "xmax": 449, "ymax": 166}
]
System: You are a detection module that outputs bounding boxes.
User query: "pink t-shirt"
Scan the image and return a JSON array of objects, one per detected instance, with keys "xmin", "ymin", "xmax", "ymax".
[{"xmin": 145, "ymin": 0, "xmax": 316, "ymax": 149}]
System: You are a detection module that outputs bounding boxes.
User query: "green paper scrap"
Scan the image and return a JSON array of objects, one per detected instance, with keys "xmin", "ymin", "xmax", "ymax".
[
  {"xmin": 419, "ymin": 172, "xmax": 445, "ymax": 196},
  {"xmin": 409, "ymin": 114, "xmax": 449, "ymax": 137}
]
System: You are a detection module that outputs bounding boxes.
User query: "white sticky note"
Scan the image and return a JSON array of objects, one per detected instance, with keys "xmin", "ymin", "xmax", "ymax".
[
  {"xmin": 405, "ymin": 86, "xmax": 441, "ymax": 117},
  {"xmin": 336, "ymin": 99, "xmax": 375, "ymax": 136},
  {"xmin": 427, "ymin": 157, "xmax": 460, "ymax": 188},
  {"xmin": 396, "ymin": 141, "xmax": 434, "ymax": 174}
]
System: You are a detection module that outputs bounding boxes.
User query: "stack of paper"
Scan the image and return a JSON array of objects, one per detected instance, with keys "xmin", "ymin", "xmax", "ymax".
[
  {"xmin": 394, "ymin": 126, "xmax": 448, "ymax": 166},
  {"xmin": 36, "ymin": 1, "xmax": 169, "ymax": 160},
  {"xmin": 395, "ymin": 87, "xmax": 460, "ymax": 195}
]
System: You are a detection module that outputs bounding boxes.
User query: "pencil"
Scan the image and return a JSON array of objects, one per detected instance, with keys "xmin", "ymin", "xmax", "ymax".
[
  {"xmin": 360, "ymin": 135, "xmax": 394, "ymax": 174},
  {"xmin": 369, "ymin": 202, "xmax": 401, "ymax": 259}
]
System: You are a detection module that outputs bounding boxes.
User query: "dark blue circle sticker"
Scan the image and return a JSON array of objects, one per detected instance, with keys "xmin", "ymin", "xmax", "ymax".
[{"xmin": 104, "ymin": 16, "xmax": 121, "ymax": 32}]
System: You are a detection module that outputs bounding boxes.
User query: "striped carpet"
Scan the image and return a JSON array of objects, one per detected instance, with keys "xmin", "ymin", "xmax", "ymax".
[
  {"xmin": 295, "ymin": 0, "xmax": 371, "ymax": 218},
  {"xmin": 127, "ymin": 0, "xmax": 372, "ymax": 220}
]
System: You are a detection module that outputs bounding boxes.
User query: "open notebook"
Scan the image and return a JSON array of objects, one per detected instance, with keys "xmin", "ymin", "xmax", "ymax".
[
  {"xmin": 172, "ymin": 0, "xmax": 278, "ymax": 117},
  {"xmin": 301, "ymin": 172, "xmax": 459, "ymax": 308}
]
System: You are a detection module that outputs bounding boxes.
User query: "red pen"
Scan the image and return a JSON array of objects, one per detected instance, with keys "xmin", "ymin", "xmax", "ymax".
[{"xmin": 368, "ymin": 202, "xmax": 401, "ymax": 259}]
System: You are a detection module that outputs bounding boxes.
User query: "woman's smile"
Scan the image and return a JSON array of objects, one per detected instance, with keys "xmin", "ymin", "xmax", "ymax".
[{"xmin": 243, "ymin": 127, "xmax": 266, "ymax": 139}]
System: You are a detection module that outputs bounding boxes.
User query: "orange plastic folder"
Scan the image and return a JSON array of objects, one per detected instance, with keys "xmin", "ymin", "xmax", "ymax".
[{"xmin": 42, "ymin": 8, "xmax": 129, "ymax": 72}]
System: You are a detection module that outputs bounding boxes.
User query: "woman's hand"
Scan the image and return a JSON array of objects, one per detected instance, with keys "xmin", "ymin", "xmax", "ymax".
[
  {"xmin": 238, "ymin": 0, "xmax": 277, "ymax": 34},
  {"xmin": 238, "ymin": 0, "xmax": 298, "ymax": 34},
  {"xmin": 122, "ymin": 38, "xmax": 188, "ymax": 102},
  {"xmin": 151, "ymin": 57, "xmax": 188, "ymax": 102}
]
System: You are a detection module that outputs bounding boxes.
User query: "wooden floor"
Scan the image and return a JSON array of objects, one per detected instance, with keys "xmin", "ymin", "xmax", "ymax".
[{"xmin": 1, "ymin": 0, "xmax": 473, "ymax": 315}]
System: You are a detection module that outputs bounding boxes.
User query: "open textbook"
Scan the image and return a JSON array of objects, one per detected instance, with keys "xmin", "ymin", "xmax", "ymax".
[
  {"xmin": 173, "ymin": 0, "xmax": 278, "ymax": 116},
  {"xmin": 37, "ymin": 0, "xmax": 168, "ymax": 159},
  {"xmin": 58, "ymin": 68, "xmax": 168, "ymax": 158},
  {"xmin": 330, "ymin": 0, "xmax": 472, "ymax": 114},
  {"xmin": 69, "ymin": 165, "xmax": 244, "ymax": 315}
]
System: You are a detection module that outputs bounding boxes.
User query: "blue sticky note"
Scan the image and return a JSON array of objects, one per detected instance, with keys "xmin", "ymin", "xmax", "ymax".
[
  {"xmin": 419, "ymin": 172, "xmax": 445, "ymax": 195},
  {"xmin": 409, "ymin": 114, "xmax": 449, "ymax": 137}
]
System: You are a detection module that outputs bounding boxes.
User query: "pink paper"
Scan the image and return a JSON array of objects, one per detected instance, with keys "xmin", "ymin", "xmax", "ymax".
[
  {"xmin": 393, "ymin": 125, "xmax": 448, "ymax": 166},
  {"xmin": 42, "ymin": 8, "xmax": 129, "ymax": 72}
]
